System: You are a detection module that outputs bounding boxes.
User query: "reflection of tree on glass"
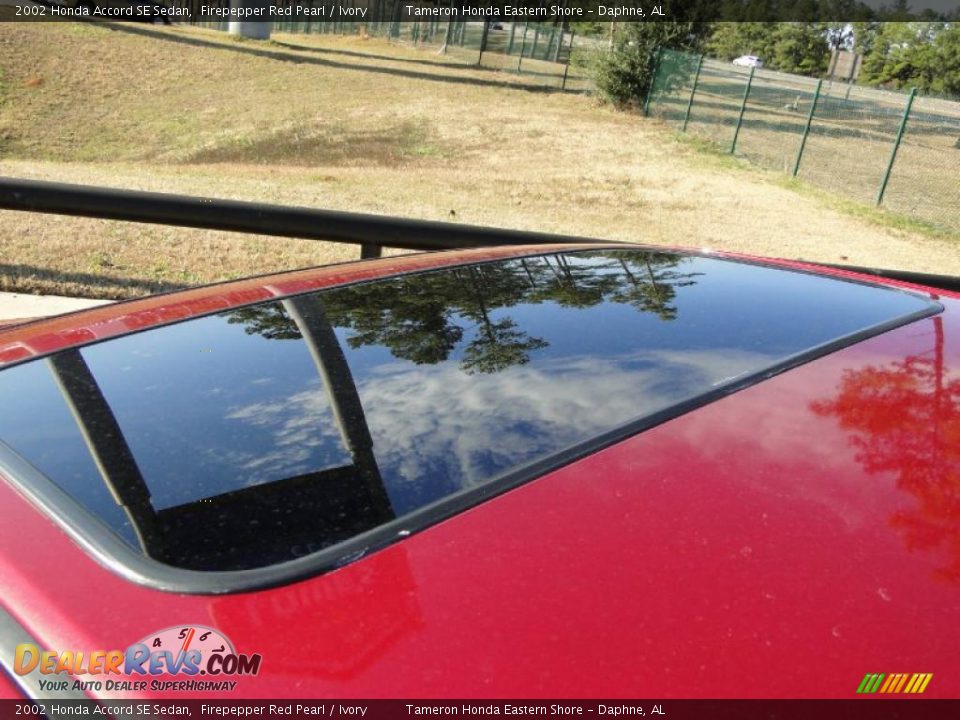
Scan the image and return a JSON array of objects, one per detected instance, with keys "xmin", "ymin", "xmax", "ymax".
[
  {"xmin": 458, "ymin": 266, "xmax": 548, "ymax": 375},
  {"xmin": 225, "ymin": 251, "xmax": 700, "ymax": 376},
  {"xmin": 227, "ymin": 303, "xmax": 301, "ymax": 340},
  {"xmin": 812, "ymin": 318, "xmax": 960, "ymax": 584},
  {"xmin": 610, "ymin": 254, "xmax": 700, "ymax": 320}
]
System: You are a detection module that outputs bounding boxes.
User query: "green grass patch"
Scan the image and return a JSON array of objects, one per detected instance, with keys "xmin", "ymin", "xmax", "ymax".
[
  {"xmin": 670, "ymin": 130, "xmax": 756, "ymax": 172},
  {"xmin": 775, "ymin": 176, "xmax": 958, "ymax": 241}
]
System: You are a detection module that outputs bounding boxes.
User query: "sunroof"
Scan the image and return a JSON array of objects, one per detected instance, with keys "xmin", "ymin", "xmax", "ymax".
[{"xmin": 0, "ymin": 249, "xmax": 939, "ymax": 591}]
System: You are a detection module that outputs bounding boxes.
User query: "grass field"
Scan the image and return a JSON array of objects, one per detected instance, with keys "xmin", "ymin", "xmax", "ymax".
[{"xmin": 1, "ymin": 21, "xmax": 958, "ymax": 299}]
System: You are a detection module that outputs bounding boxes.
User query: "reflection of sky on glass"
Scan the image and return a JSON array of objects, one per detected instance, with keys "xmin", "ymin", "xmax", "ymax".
[
  {"xmin": 79, "ymin": 314, "xmax": 351, "ymax": 510},
  {"xmin": 0, "ymin": 359, "xmax": 138, "ymax": 544},
  {"xmin": 0, "ymin": 250, "xmax": 938, "ymax": 561}
]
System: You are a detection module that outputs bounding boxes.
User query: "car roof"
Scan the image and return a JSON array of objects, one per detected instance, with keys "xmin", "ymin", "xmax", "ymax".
[
  {"xmin": 2, "ymin": 244, "xmax": 959, "ymax": 697},
  {"xmin": 0, "ymin": 245, "xmax": 938, "ymax": 593},
  {"xmin": 2, "ymin": 303, "xmax": 959, "ymax": 697}
]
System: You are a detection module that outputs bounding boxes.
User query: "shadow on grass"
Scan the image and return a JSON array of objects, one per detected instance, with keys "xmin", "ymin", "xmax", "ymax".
[
  {"xmin": 0, "ymin": 263, "xmax": 191, "ymax": 300},
  {"xmin": 101, "ymin": 22, "xmax": 574, "ymax": 95},
  {"xmin": 272, "ymin": 38, "xmax": 475, "ymax": 71},
  {"xmin": 274, "ymin": 38, "xmax": 582, "ymax": 85}
]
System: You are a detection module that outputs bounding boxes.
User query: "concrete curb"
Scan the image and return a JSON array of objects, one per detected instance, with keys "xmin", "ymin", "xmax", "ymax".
[{"xmin": 0, "ymin": 292, "xmax": 114, "ymax": 322}]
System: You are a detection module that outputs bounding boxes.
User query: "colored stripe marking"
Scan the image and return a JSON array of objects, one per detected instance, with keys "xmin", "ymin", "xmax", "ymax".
[{"xmin": 879, "ymin": 674, "xmax": 896, "ymax": 693}]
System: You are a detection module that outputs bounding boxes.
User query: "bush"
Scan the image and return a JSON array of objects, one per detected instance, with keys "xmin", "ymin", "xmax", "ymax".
[
  {"xmin": 591, "ymin": 23, "xmax": 711, "ymax": 109},
  {"xmin": 593, "ymin": 42, "xmax": 659, "ymax": 109}
]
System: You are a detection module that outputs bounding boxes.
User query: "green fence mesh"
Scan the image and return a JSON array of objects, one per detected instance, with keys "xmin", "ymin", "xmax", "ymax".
[
  {"xmin": 735, "ymin": 71, "xmax": 818, "ymax": 173},
  {"xmin": 798, "ymin": 84, "xmax": 909, "ymax": 206},
  {"xmin": 646, "ymin": 48, "xmax": 702, "ymax": 127},
  {"xmin": 648, "ymin": 48, "xmax": 960, "ymax": 235},
  {"xmin": 882, "ymin": 94, "xmax": 960, "ymax": 232},
  {"xmin": 174, "ymin": 0, "xmax": 590, "ymax": 93},
  {"xmin": 685, "ymin": 58, "xmax": 755, "ymax": 150}
]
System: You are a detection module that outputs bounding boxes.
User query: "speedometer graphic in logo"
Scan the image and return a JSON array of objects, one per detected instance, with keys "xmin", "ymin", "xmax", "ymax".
[{"xmin": 138, "ymin": 625, "xmax": 235, "ymax": 658}]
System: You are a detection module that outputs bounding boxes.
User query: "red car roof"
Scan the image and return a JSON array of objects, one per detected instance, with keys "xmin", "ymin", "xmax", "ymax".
[{"xmin": 1, "ymin": 246, "xmax": 958, "ymax": 698}]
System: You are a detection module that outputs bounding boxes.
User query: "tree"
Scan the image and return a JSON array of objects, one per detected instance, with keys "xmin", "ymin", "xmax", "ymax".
[
  {"xmin": 707, "ymin": 22, "xmax": 832, "ymax": 76},
  {"xmin": 706, "ymin": 22, "xmax": 777, "ymax": 61},
  {"xmin": 769, "ymin": 22, "xmax": 832, "ymax": 75},
  {"xmin": 592, "ymin": 17, "xmax": 713, "ymax": 108},
  {"xmin": 859, "ymin": 22, "xmax": 960, "ymax": 96}
]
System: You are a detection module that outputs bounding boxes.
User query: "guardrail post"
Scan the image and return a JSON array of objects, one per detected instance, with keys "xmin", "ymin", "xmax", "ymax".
[
  {"xmin": 360, "ymin": 243, "xmax": 383, "ymax": 259},
  {"xmin": 681, "ymin": 54, "xmax": 704, "ymax": 132},
  {"xmin": 876, "ymin": 87, "xmax": 916, "ymax": 206},
  {"xmin": 729, "ymin": 65, "xmax": 755, "ymax": 154},
  {"xmin": 792, "ymin": 78, "xmax": 822, "ymax": 177},
  {"xmin": 643, "ymin": 47, "xmax": 663, "ymax": 116}
]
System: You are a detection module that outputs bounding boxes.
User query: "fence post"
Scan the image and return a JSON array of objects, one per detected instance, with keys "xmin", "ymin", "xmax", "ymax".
[
  {"xmin": 443, "ymin": 18, "xmax": 454, "ymax": 53},
  {"xmin": 876, "ymin": 87, "xmax": 916, "ymax": 206},
  {"xmin": 518, "ymin": 22, "xmax": 529, "ymax": 73},
  {"xmin": 792, "ymin": 78, "xmax": 822, "ymax": 177},
  {"xmin": 561, "ymin": 30, "xmax": 575, "ymax": 91},
  {"xmin": 729, "ymin": 65, "xmax": 755, "ymax": 154},
  {"xmin": 444, "ymin": 0, "xmax": 455, "ymax": 52},
  {"xmin": 478, "ymin": 20, "xmax": 490, "ymax": 66},
  {"xmin": 681, "ymin": 54, "xmax": 704, "ymax": 133},
  {"xmin": 643, "ymin": 47, "xmax": 663, "ymax": 116}
]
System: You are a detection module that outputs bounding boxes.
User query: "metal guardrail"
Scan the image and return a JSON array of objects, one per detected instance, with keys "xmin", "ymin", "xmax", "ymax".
[
  {"xmin": 1, "ymin": 177, "xmax": 959, "ymax": 294},
  {"xmin": 0, "ymin": 178, "xmax": 613, "ymax": 260}
]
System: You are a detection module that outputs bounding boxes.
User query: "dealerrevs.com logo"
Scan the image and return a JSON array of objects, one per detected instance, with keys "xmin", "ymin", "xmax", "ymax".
[{"xmin": 14, "ymin": 625, "xmax": 261, "ymax": 693}]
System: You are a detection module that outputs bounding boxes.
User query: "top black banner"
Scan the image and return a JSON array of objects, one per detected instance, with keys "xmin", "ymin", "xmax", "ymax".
[{"xmin": 4, "ymin": 0, "xmax": 960, "ymax": 23}]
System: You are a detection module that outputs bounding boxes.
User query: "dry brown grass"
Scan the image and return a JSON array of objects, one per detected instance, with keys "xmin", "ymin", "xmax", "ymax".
[{"xmin": 1, "ymin": 21, "xmax": 958, "ymax": 300}]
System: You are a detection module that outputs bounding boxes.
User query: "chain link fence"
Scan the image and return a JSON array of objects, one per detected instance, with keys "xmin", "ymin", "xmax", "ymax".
[
  {"xmin": 173, "ymin": 0, "xmax": 592, "ymax": 92},
  {"xmin": 647, "ymin": 47, "xmax": 960, "ymax": 235}
]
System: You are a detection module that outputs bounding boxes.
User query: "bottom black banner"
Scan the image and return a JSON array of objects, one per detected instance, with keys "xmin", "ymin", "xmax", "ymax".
[{"xmin": 1, "ymin": 700, "xmax": 959, "ymax": 720}]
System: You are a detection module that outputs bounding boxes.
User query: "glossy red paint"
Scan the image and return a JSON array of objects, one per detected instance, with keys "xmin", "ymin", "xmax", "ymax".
[{"xmin": 1, "ymin": 248, "xmax": 958, "ymax": 699}]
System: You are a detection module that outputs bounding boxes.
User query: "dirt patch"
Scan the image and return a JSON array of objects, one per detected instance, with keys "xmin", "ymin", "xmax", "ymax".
[{"xmin": 184, "ymin": 120, "xmax": 443, "ymax": 167}]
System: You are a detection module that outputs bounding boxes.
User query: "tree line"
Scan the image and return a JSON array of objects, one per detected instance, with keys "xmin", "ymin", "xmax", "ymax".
[{"xmin": 579, "ymin": 9, "xmax": 960, "ymax": 106}]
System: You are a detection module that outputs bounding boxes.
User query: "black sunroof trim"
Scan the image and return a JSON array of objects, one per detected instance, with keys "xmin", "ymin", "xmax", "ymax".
[{"xmin": 0, "ymin": 247, "xmax": 943, "ymax": 594}]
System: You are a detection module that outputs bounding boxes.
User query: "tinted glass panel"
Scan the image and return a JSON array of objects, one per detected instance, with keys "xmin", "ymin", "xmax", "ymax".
[{"xmin": 0, "ymin": 250, "xmax": 938, "ymax": 573}]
